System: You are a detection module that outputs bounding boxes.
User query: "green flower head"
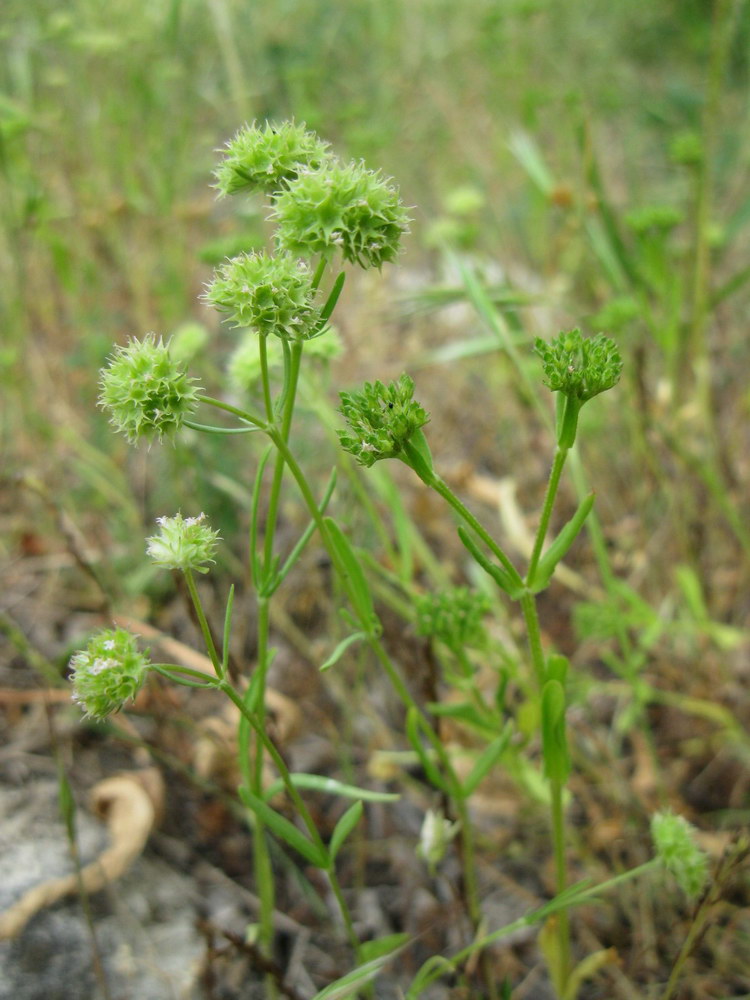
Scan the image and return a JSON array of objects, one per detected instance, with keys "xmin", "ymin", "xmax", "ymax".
[
  {"xmin": 272, "ymin": 160, "xmax": 410, "ymax": 269},
  {"xmin": 651, "ymin": 811, "xmax": 709, "ymax": 899},
  {"xmin": 214, "ymin": 121, "xmax": 332, "ymax": 197},
  {"xmin": 338, "ymin": 374, "xmax": 429, "ymax": 467},
  {"xmin": 204, "ymin": 251, "xmax": 320, "ymax": 340},
  {"xmin": 99, "ymin": 335, "xmax": 201, "ymax": 443},
  {"xmin": 534, "ymin": 329, "xmax": 623, "ymax": 402},
  {"xmin": 146, "ymin": 512, "xmax": 220, "ymax": 575},
  {"xmin": 69, "ymin": 628, "xmax": 150, "ymax": 720},
  {"xmin": 415, "ymin": 587, "xmax": 490, "ymax": 651}
]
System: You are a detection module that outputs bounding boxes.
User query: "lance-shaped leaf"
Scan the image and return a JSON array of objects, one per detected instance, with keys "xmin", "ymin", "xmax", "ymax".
[
  {"xmin": 324, "ymin": 517, "xmax": 379, "ymax": 633},
  {"xmin": 329, "ymin": 800, "xmax": 363, "ymax": 863},
  {"xmin": 239, "ymin": 788, "xmax": 329, "ymax": 868},
  {"xmin": 460, "ymin": 725, "xmax": 513, "ymax": 798},
  {"xmin": 457, "ymin": 526, "xmax": 524, "ymax": 599},
  {"xmin": 528, "ymin": 492, "xmax": 595, "ymax": 593}
]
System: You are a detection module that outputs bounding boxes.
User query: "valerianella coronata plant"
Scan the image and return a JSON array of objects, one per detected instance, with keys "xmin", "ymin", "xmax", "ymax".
[
  {"xmin": 146, "ymin": 512, "xmax": 220, "ymax": 575},
  {"xmin": 214, "ymin": 121, "xmax": 332, "ymax": 197},
  {"xmin": 338, "ymin": 374, "xmax": 429, "ymax": 467},
  {"xmin": 415, "ymin": 587, "xmax": 490, "ymax": 652},
  {"xmin": 203, "ymin": 251, "xmax": 320, "ymax": 339},
  {"xmin": 272, "ymin": 160, "xmax": 410, "ymax": 269},
  {"xmin": 98, "ymin": 335, "xmax": 201, "ymax": 443},
  {"xmin": 651, "ymin": 811, "xmax": 709, "ymax": 900},
  {"xmin": 69, "ymin": 628, "xmax": 150, "ymax": 720}
]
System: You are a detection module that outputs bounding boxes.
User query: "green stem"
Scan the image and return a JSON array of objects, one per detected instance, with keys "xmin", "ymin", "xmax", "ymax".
[
  {"xmin": 183, "ymin": 569, "xmax": 223, "ymax": 678},
  {"xmin": 550, "ymin": 777, "xmax": 571, "ymax": 991},
  {"xmin": 219, "ymin": 680, "xmax": 361, "ymax": 955},
  {"xmin": 519, "ymin": 589, "xmax": 546, "ymax": 690},
  {"xmin": 527, "ymin": 446, "xmax": 568, "ymax": 584},
  {"xmin": 426, "ymin": 472, "xmax": 523, "ymax": 591}
]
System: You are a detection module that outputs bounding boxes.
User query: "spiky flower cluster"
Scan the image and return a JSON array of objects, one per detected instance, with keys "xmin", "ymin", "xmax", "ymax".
[
  {"xmin": 415, "ymin": 587, "xmax": 490, "ymax": 650},
  {"xmin": 534, "ymin": 329, "xmax": 623, "ymax": 402},
  {"xmin": 214, "ymin": 121, "xmax": 332, "ymax": 196},
  {"xmin": 69, "ymin": 628, "xmax": 150, "ymax": 720},
  {"xmin": 651, "ymin": 811, "xmax": 709, "ymax": 899},
  {"xmin": 273, "ymin": 160, "xmax": 410, "ymax": 269},
  {"xmin": 146, "ymin": 512, "xmax": 220, "ymax": 575},
  {"xmin": 338, "ymin": 375, "xmax": 429, "ymax": 467},
  {"xmin": 99, "ymin": 335, "xmax": 200, "ymax": 443},
  {"xmin": 204, "ymin": 251, "xmax": 320, "ymax": 339}
]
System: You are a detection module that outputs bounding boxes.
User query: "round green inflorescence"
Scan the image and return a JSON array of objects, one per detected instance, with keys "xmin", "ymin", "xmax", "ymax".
[
  {"xmin": 98, "ymin": 335, "xmax": 201, "ymax": 443},
  {"xmin": 414, "ymin": 587, "xmax": 490, "ymax": 651},
  {"xmin": 214, "ymin": 121, "xmax": 332, "ymax": 197},
  {"xmin": 69, "ymin": 628, "xmax": 150, "ymax": 720},
  {"xmin": 338, "ymin": 374, "xmax": 429, "ymax": 467},
  {"xmin": 534, "ymin": 329, "xmax": 623, "ymax": 402},
  {"xmin": 204, "ymin": 251, "xmax": 320, "ymax": 340},
  {"xmin": 146, "ymin": 512, "xmax": 221, "ymax": 575},
  {"xmin": 651, "ymin": 810, "xmax": 709, "ymax": 900},
  {"xmin": 272, "ymin": 160, "xmax": 410, "ymax": 269}
]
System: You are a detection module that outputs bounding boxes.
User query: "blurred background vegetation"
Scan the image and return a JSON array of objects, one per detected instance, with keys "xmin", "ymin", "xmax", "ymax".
[{"xmin": 2, "ymin": 1, "xmax": 750, "ymax": 995}]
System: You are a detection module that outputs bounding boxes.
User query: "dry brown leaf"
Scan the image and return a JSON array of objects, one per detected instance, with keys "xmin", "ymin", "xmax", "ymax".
[{"xmin": 0, "ymin": 768, "xmax": 163, "ymax": 940}]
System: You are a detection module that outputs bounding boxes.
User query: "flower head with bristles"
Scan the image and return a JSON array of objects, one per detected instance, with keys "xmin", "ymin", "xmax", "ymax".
[
  {"xmin": 214, "ymin": 121, "xmax": 332, "ymax": 197},
  {"xmin": 98, "ymin": 335, "xmax": 201, "ymax": 443},
  {"xmin": 651, "ymin": 811, "xmax": 709, "ymax": 899},
  {"xmin": 204, "ymin": 251, "xmax": 320, "ymax": 340},
  {"xmin": 338, "ymin": 375, "xmax": 429, "ymax": 467},
  {"xmin": 69, "ymin": 628, "xmax": 150, "ymax": 720},
  {"xmin": 273, "ymin": 160, "xmax": 410, "ymax": 269},
  {"xmin": 534, "ymin": 329, "xmax": 623, "ymax": 403},
  {"xmin": 146, "ymin": 512, "xmax": 220, "ymax": 575}
]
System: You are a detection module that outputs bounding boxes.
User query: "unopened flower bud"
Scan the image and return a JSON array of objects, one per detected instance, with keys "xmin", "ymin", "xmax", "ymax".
[
  {"xmin": 417, "ymin": 809, "xmax": 460, "ymax": 873},
  {"xmin": 535, "ymin": 329, "xmax": 622, "ymax": 403},
  {"xmin": 415, "ymin": 587, "xmax": 489, "ymax": 651}
]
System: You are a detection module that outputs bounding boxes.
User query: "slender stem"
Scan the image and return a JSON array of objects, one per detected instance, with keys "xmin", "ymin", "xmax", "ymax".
[
  {"xmin": 258, "ymin": 336, "xmax": 274, "ymax": 422},
  {"xmin": 183, "ymin": 569, "xmax": 223, "ymax": 678},
  {"xmin": 519, "ymin": 589, "xmax": 546, "ymax": 690},
  {"xmin": 526, "ymin": 446, "xmax": 568, "ymax": 584},
  {"xmin": 219, "ymin": 680, "xmax": 361, "ymax": 955},
  {"xmin": 427, "ymin": 472, "xmax": 523, "ymax": 590},
  {"xmin": 199, "ymin": 394, "xmax": 266, "ymax": 427},
  {"xmin": 550, "ymin": 777, "xmax": 571, "ymax": 990}
]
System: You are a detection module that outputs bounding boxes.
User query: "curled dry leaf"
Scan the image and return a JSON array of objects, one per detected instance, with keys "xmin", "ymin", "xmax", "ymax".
[{"xmin": 0, "ymin": 768, "xmax": 164, "ymax": 940}]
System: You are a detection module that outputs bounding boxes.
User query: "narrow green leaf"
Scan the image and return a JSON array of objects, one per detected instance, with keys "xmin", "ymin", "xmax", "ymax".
[
  {"xmin": 324, "ymin": 517, "xmax": 378, "ymax": 629},
  {"xmin": 320, "ymin": 631, "xmax": 368, "ymax": 671},
  {"xmin": 401, "ymin": 429, "xmax": 434, "ymax": 482},
  {"xmin": 461, "ymin": 726, "xmax": 513, "ymax": 798},
  {"xmin": 263, "ymin": 773, "xmax": 399, "ymax": 804},
  {"xmin": 426, "ymin": 699, "xmax": 497, "ymax": 737},
  {"xmin": 311, "ymin": 951, "xmax": 402, "ymax": 1000},
  {"xmin": 319, "ymin": 271, "xmax": 346, "ymax": 324},
  {"xmin": 329, "ymin": 800, "xmax": 363, "ymax": 863},
  {"xmin": 529, "ymin": 492, "xmax": 595, "ymax": 593},
  {"xmin": 57, "ymin": 761, "xmax": 76, "ymax": 842},
  {"xmin": 405, "ymin": 708, "xmax": 447, "ymax": 792},
  {"xmin": 359, "ymin": 932, "xmax": 410, "ymax": 963},
  {"xmin": 458, "ymin": 526, "xmax": 523, "ymax": 598},
  {"xmin": 221, "ymin": 584, "xmax": 234, "ymax": 677},
  {"xmin": 239, "ymin": 788, "xmax": 329, "ymax": 868}
]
